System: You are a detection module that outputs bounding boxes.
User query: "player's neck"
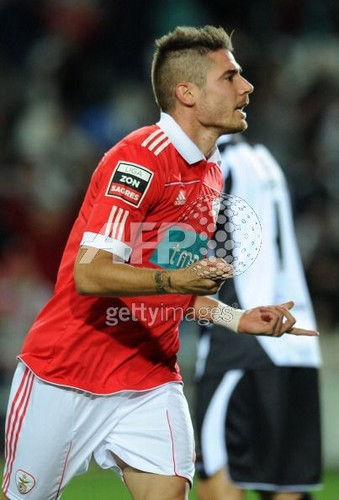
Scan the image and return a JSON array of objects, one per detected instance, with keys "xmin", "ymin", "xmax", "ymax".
[{"xmin": 169, "ymin": 110, "xmax": 218, "ymax": 159}]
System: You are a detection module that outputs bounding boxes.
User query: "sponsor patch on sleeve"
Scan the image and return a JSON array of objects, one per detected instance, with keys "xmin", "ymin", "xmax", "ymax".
[{"xmin": 106, "ymin": 161, "xmax": 154, "ymax": 207}]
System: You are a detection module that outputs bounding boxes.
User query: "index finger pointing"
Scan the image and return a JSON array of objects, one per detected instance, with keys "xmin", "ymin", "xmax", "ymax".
[{"xmin": 287, "ymin": 327, "xmax": 320, "ymax": 337}]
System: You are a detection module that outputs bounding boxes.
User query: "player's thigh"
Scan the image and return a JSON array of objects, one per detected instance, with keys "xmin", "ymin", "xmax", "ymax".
[
  {"xmin": 3, "ymin": 363, "xmax": 115, "ymax": 499},
  {"xmin": 95, "ymin": 383, "xmax": 195, "ymax": 488},
  {"xmin": 3, "ymin": 364, "xmax": 76, "ymax": 498},
  {"xmin": 121, "ymin": 463, "xmax": 190, "ymax": 500}
]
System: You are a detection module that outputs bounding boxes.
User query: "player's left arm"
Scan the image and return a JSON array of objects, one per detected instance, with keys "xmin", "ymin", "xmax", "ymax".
[{"xmin": 192, "ymin": 295, "xmax": 319, "ymax": 337}]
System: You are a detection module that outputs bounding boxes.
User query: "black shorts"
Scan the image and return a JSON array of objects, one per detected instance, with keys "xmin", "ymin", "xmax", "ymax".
[{"xmin": 195, "ymin": 367, "xmax": 322, "ymax": 492}]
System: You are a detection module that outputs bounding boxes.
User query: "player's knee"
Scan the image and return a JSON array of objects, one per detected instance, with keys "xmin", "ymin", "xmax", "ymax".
[{"xmin": 260, "ymin": 492, "xmax": 311, "ymax": 500}]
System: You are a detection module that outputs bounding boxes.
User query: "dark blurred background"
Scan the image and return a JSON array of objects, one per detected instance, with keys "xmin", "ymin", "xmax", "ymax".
[{"xmin": 0, "ymin": 0, "xmax": 338, "ymax": 469}]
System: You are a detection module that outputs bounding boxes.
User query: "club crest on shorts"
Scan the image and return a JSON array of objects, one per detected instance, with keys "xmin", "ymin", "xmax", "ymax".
[
  {"xmin": 106, "ymin": 161, "xmax": 154, "ymax": 207},
  {"xmin": 15, "ymin": 469, "xmax": 36, "ymax": 494}
]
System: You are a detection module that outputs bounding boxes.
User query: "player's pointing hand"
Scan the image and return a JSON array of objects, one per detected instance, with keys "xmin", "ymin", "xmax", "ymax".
[{"xmin": 238, "ymin": 300, "xmax": 320, "ymax": 337}]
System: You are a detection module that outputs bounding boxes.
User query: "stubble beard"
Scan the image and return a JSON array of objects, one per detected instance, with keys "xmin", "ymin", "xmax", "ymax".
[{"xmin": 219, "ymin": 119, "xmax": 248, "ymax": 136}]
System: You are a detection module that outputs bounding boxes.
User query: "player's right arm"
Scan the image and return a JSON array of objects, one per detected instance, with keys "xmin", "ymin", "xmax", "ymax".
[{"xmin": 74, "ymin": 248, "xmax": 233, "ymax": 297}]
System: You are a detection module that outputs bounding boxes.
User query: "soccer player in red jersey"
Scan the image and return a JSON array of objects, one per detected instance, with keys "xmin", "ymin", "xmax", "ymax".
[{"xmin": 1, "ymin": 26, "xmax": 318, "ymax": 500}]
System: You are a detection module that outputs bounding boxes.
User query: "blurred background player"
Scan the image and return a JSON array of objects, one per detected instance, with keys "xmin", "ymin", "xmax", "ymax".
[{"xmin": 194, "ymin": 134, "xmax": 322, "ymax": 500}]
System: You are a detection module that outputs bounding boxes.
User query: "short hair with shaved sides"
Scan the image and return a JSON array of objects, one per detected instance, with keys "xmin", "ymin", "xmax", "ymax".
[{"xmin": 151, "ymin": 25, "xmax": 233, "ymax": 112}]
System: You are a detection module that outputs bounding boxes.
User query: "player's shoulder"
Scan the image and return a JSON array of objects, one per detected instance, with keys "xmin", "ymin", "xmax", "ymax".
[
  {"xmin": 104, "ymin": 124, "xmax": 172, "ymax": 164},
  {"xmin": 92, "ymin": 124, "xmax": 172, "ymax": 192}
]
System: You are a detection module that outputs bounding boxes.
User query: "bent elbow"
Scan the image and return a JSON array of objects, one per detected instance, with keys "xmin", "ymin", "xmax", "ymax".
[
  {"xmin": 74, "ymin": 277, "xmax": 92, "ymax": 296},
  {"xmin": 74, "ymin": 267, "xmax": 95, "ymax": 296},
  {"xmin": 74, "ymin": 281, "xmax": 90, "ymax": 296}
]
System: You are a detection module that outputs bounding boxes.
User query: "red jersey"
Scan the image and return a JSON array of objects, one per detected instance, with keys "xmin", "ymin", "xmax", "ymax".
[{"xmin": 19, "ymin": 113, "xmax": 223, "ymax": 394}]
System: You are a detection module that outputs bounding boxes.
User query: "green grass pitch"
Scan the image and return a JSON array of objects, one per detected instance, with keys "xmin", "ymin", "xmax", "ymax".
[
  {"xmin": 60, "ymin": 462, "xmax": 337, "ymax": 499},
  {"xmin": 1, "ymin": 459, "xmax": 337, "ymax": 498}
]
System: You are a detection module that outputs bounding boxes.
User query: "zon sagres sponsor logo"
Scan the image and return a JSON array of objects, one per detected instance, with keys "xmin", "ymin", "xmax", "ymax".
[{"xmin": 106, "ymin": 161, "xmax": 154, "ymax": 207}]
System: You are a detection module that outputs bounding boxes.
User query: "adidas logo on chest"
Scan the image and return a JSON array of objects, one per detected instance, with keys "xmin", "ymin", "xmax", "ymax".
[{"xmin": 174, "ymin": 190, "xmax": 187, "ymax": 205}]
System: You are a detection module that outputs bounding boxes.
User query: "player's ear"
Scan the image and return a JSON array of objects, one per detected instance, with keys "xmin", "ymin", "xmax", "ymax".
[{"xmin": 175, "ymin": 82, "xmax": 195, "ymax": 107}]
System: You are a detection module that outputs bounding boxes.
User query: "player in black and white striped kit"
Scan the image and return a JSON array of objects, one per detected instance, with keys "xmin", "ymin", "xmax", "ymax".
[{"xmin": 194, "ymin": 135, "xmax": 322, "ymax": 500}]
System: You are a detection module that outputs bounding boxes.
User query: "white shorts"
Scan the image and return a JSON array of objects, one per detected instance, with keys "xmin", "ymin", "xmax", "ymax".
[{"xmin": 2, "ymin": 362, "xmax": 195, "ymax": 500}]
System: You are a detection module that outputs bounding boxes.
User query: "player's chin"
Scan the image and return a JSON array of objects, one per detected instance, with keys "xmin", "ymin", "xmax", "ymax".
[
  {"xmin": 225, "ymin": 119, "xmax": 248, "ymax": 134},
  {"xmin": 237, "ymin": 119, "xmax": 248, "ymax": 131}
]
